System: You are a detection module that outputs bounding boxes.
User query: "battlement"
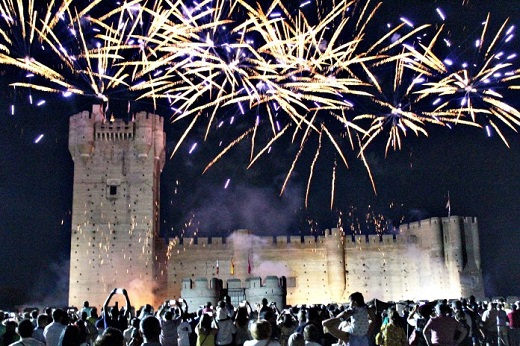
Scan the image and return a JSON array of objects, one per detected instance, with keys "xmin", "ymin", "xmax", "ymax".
[
  {"xmin": 95, "ymin": 120, "xmax": 135, "ymax": 141},
  {"xmin": 399, "ymin": 216, "xmax": 478, "ymax": 232},
  {"xmin": 171, "ymin": 229, "xmax": 406, "ymax": 250},
  {"xmin": 135, "ymin": 111, "xmax": 164, "ymax": 126}
]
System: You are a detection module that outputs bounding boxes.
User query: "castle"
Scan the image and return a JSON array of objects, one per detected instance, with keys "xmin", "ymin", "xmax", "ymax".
[{"xmin": 68, "ymin": 107, "xmax": 485, "ymax": 310}]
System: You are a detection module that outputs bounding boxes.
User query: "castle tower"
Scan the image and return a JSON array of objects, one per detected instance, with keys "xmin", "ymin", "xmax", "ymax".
[{"xmin": 68, "ymin": 106, "xmax": 165, "ymax": 309}]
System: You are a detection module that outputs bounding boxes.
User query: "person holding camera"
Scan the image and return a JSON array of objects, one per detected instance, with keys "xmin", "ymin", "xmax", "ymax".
[{"xmin": 103, "ymin": 288, "xmax": 132, "ymax": 333}]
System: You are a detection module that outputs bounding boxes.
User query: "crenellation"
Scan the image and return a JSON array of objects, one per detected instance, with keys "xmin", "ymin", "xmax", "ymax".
[
  {"xmin": 210, "ymin": 237, "xmax": 225, "ymax": 245},
  {"xmin": 382, "ymin": 234, "xmax": 394, "ymax": 243},
  {"xmin": 303, "ymin": 235, "xmax": 316, "ymax": 244},
  {"xmin": 275, "ymin": 236, "xmax": 288, "ymax": 245},
  {"xmin": 368, "ymin": 235, "xmax": 380, "ymax": 243},
  {"xmin": 227, "ymin": 279, "xmax": 242, "ymax": 289},
  {"xmin": 289, "ymin": 236, "xmax": 301, "ymax": 244}
]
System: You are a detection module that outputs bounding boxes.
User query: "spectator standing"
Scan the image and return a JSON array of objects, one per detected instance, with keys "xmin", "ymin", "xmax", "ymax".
[
  {"xmin": 140, "ymin": 317, "xmax": 162, "ymax": 346},
  {"xmin": 508, "ymin": 304, "xmax": 520, "ymax": 346},
  {"xmin": 215, "ymin": 303, "xmax": 236, "ymax": 346},
  {"xmin": 10, "ymin": 319, "xmax": 43, "ymax": 346},
  {"xmin": 33, "ymin": 315, "xmax": 49, "ymax": 344},
  {"xmin": 244, "ymin": 320, "xmax": 281, "ymax": 346},
  {"xmin": 375, "ymin": 312, "xmax": 407, "ymax": 346},
  {"xmin": 423, "ymin": 303, "xmax": 467, "ymax": 346},
  {"xmin": 44, "ymin": 309, "xmax": 67, "ymax": 346}
]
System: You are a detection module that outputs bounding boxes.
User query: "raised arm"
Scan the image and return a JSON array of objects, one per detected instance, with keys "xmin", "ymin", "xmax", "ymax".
[
  {"xmin": 180, "ymin": 298, "xmax": 189, "ymax": 314},
  {"xmin": 322, "ymin": 310, "xmax": 351, "ymax": 344},
  {"xmin": 122, "ymin": 289, "xmax": 131, "ymax": 318},
  {"xmin": 157, "ymin": 300, "xmax": 169, "ymax": 317},
  {"xmin": 103, "ymin": 289, "xmax": 117, "ymax": 318}
]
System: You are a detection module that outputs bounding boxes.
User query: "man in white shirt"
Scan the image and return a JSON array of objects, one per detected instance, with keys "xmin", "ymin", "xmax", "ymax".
[{"xmin": 43, "ymin": 309, "xmax": 66, "ymax": 346}]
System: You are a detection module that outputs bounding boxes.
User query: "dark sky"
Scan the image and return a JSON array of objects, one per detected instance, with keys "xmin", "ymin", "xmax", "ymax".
[{"xmin": 0, "ymin": 0, "xmax": 519, "ymax": 308}]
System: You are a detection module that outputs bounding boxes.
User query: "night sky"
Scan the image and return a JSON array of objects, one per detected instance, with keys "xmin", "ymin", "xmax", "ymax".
[{"xmin": 0, "ymin": 0, "xmax": 519, "ymax": 308}]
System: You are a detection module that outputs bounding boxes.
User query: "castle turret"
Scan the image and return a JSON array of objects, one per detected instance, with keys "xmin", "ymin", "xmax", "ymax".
[
  {"xmin": 245, "ymin": 276, "xmax": 285, "ymax": 307},
  {"xmin": 325, "ymin": 228, "xmax": 346, "ymax": 302},
  {"xmin": 69, "ymin": 111, "xmax": 95, "ymax": 161},
  {"xmin": 181, "ymin": 278, "xmax": 220, "ymax": 309},
  {"xmin": 443, "ymin": 217, "xmax": 464, "ymax": 272},
  {"xmin": 134, "ymin": 112, "xmax": 153, "ymax": 159}
]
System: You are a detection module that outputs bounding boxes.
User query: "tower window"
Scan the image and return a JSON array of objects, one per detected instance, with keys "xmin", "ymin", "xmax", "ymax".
[
  {"xmin": 106, "ymin": 178, "xmax": 121, "ymax": 199},
  {"xmin": 109, "ymin": 185, "xmax": 117, "ymax": 196}
]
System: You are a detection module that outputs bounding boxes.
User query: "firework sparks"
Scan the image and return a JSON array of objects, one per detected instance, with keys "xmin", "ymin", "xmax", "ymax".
[
  {"xmin": 418, "ymin": 15, "xmax": 520, "ymax": 147},
  {"xmin": 0, "ymin": 0, "xmax": 519, "ymax": 209}
]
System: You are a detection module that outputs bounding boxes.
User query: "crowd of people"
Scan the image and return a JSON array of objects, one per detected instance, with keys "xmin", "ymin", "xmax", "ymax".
[{"xmin": 0, "ymin": 291, "xmax": 519, "ymax": 346}]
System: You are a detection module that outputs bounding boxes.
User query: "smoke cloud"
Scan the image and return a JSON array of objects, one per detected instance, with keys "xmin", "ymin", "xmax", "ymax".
[{"xmin": 188, "ymin": 182, "xmax": 303, "ymax": 235}]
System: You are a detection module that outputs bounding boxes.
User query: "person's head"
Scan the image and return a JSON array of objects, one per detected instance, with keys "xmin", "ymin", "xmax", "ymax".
[
  {"xmin": 512, "ymin": 304, "xmax": 518, "ymax": 311},
  {"xmin": 436, "ymin": 303, "xmax": 451, "ymax": 316},
  {"xmin": 140, "ymin": 316, "xmax": 161, "ymax": 342},
  {"xmin": 388, "ymin": 311, "xmax": 400, "ymax": 324},
  {"xmin": 418, "ymin": 304, "xmax": 433, "ymax": 318},
  {"xmin": 37, "ymin": 314, "xmax": 49, "ymax": 328},
  {"xmin": 5, "ymin": 321, "xmax": 17, "ymax": 333},
  {"xmin": 90, "ymin": 308, "xmax": 98, "ymax": 319},
  {"xmin": 0, "ymin": 311, "xmax": 4, "ymax": 322},
  {"xmin": 83, "ymin": 301, "xmax": 90, "ymax": 308},
  {"xmin": 235, "ymin": 307, "xmax": 249, "ymax": 327},
  {"xmin": 131, "ymin": 317, "xmax": 140, "ymax": 328},
  {"xmin": 349, "ymin": 292, "xmax": 365, "ymax": 307},
  {"xmin": 58, "ymin": 325, "xmax": 80, "ymax": 346},
  {"xmin": 81, "ymin": 312, "xmax": 88, "ymax": 321},
  {"xmin": 250, "ymin": 319, "xmax": 272, "ymax": 340},
  {"xmin": 165, "ymin": 311, "xmax": 173, "ymax": 321},
  {"xmin": 303, "ymin": 324, "xmax": 320, "ymax": 343},
  {"xmin": 110, "ymin": 306, "xmax": 119, "ymax": 318},
  {"xmin": 288, "ymin": 333, "xmax": 305, "ymax": 346},
  {"xmin": 306, "ymin": 307, "xmax": 319, "ymax": 322},
  {"xmin": 454, "ymin": 311, "xmax": 466, "ymax": 324},
  {"xmin": 225, "ymin": 296, "xmax": 231, "ymax": 304},
  {"xmin": 31, "ymin": 310, "xmax": 39, "ymax": 320},
  {"xmin": 282, "ymin": 314, "xmax": 293, "ymax": 328},
  {"xmin": 52, "ymin": 309, "xmax": 64, "ymax": 323},
  {"xmin": 262, "ymin": 298, "xmax": 268, "ymax": 307},
  {"xmin": 17, "ymin": 319, "xmax": 34, "ymax": 338},
  {"xmin": 260, "ymin": 309, "xmax": 274, "ymax": 321},
  {"xmin": 94, "ymin": 327, "xmax": 124, "ymax": 346},
  {"xmin": 452, "ymin": 300, "xmax": 463, "ymax": 312},
  {"xmin": 217, "ymin": 306, "xmax": 228, "ymax": 321}
]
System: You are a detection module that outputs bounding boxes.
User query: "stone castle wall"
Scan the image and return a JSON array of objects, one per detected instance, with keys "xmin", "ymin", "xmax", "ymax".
[
  {"xmin": 167, "ymin": 218, "xmax": 484, "ymax": 305},
  {"xmin": 68, "ymin": 107, "xmax": 484, "ymax": 309}
]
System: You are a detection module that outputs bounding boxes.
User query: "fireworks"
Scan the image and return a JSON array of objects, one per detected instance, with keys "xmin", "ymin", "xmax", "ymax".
[
  {"xmin": 0, "ymin": 0, "xmax": 519, "ymax": 206},
  {"xmin": 417, "ymin": 15, "xmax": 520, "ymax": 146}
]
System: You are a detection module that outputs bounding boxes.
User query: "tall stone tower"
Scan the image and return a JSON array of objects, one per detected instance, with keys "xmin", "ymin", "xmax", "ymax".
[{"xmin": 68, "ymin": 105, "xmax": 166, "ymax": 309}]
